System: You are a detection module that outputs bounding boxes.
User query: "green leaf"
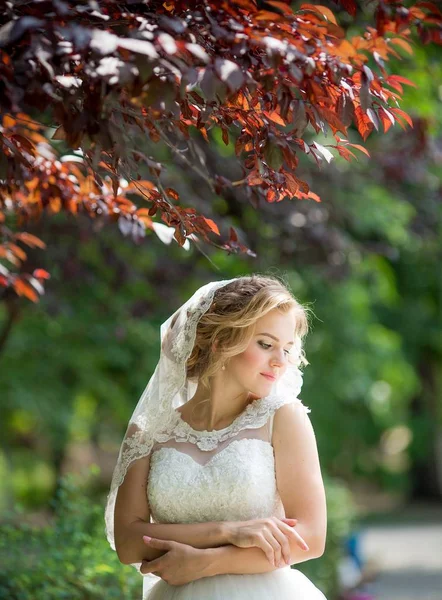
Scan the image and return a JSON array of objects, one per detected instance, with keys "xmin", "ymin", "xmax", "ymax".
[{"xmin": 264, "ymin": 140, "xmax": 284, "ymax": 171}]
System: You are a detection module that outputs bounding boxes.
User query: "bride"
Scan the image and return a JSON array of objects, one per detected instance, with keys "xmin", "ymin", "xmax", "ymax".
[{"xmin": 105, "ymin": 275, "xmax": 328, "ymax": 599}]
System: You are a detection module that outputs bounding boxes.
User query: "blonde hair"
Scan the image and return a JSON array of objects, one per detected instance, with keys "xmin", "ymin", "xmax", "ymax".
[{"xmin": 187, "ymin": 275, "xmax": 310, "ymax": 388}]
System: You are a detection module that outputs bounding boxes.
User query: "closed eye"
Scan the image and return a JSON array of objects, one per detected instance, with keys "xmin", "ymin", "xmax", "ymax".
[
  {"xmin": 258, "ymin": 341, "xmax": 271, "ymax": 350},
  {"xmin": 258, "ymin": 341, "xmax": 291, "ymax": 355}
]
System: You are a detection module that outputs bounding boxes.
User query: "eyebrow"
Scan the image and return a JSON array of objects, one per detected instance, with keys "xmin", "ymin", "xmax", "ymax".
[{"xmin": 256, "ymin": 333, "xmax": 294, "ymax": 345}]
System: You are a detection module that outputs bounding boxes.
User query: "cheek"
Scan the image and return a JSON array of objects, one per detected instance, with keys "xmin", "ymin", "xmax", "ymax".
[{"xmin": 236, "ymin": 345, "xmax": 265, "ymax": 371}]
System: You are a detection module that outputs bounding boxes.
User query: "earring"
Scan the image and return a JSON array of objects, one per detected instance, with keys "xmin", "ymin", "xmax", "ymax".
[{"xmin": 221, "ymin": 364, "xmax": 226, "ymax": 371}]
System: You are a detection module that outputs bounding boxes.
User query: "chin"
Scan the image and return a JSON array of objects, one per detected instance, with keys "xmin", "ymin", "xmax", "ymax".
[{"xmin": 250, "ymin": 383, "xmax": 274, "ymax": 398}]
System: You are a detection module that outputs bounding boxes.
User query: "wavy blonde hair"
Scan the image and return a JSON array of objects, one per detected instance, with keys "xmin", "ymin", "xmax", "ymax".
[{"xmin": 186, "ymin": 275, "xmax": 310, "ymax": 388}]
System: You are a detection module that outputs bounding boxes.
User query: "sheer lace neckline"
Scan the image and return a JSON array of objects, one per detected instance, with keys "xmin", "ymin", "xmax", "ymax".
[
  {"xmin": 175, "ymin": 395, "xmax": 268, "ymax": 435},
  {"xmin": 163, "ymin": 394, "xmax": 299, "ymax": 451}
]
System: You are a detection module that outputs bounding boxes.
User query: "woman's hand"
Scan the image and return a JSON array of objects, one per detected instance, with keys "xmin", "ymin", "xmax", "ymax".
[
  {"xmin": 140, "ymin": 536, "xmax": 209, "ymax": 586},
  {"xmin": 225, "ymin": 517, "xmax": 309, "ymax": 568}
]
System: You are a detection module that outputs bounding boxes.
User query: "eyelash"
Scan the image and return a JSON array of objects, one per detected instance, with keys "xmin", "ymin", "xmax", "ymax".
[{"xmin": 258, "ymin": 341, "xmax": 291, "ymax": 355}]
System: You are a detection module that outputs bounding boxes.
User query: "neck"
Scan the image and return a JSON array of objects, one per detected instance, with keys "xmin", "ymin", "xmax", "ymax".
[{"xmin": 187, "ymin": 374, "xmax": 257, "ymax": 431}]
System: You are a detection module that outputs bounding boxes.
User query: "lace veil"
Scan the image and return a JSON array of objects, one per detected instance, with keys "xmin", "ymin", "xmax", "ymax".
[{"xmin": 104, "ymin": 278, "xmax": 305, "ymax": 569}]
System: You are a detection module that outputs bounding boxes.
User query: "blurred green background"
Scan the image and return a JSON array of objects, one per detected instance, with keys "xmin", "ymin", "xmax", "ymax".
[{"xmin": 1, "ymin": 39, "xmax": 441, "ymax": 600}]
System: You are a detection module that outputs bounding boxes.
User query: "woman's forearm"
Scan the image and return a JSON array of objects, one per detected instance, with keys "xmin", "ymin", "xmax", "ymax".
[
  {"xmin": 203, "ymin": 522, "xmax": 325, "ymax": 577},
  {"xmin": 117, "ymin": 519, "xmax": 229, "ymax": 564}
]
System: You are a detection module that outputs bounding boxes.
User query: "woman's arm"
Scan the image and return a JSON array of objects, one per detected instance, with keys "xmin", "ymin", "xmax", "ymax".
[
  {"xmin": 202, "ymin": 520, "xmax": 324, "ymax": 576},
  {"xmin": 272, "ymin": 401, "xmax": 327, "ymax": 554},
  {"xmin": 117, "ymin": 519, "xmax": 231, "ymax": 564},
  {"xmin": 114, "ymin": 449, "xmax": 232, "ymax": 564}
]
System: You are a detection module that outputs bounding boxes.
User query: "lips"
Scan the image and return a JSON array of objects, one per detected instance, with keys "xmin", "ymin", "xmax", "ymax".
[{"xmin": 261, "ymin": 373, "xmax": 276, "ymax": 381}]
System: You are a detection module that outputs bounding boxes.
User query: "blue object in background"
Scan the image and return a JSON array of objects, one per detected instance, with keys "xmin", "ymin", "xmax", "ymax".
[{"xmin": 345, "ymin": 530, "xmax": 364, "ymax": 571}]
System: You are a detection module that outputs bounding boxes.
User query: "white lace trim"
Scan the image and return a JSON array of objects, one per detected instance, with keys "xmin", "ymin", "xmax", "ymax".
[{"xmin": 155, "ymin": 394, "xmax": 311, "ymax": 451}]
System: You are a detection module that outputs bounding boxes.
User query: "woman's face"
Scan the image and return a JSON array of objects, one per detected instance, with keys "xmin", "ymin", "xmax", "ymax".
[{"xmin": 225, "ymin": 307, "xmax": 297, "ymax": 398}]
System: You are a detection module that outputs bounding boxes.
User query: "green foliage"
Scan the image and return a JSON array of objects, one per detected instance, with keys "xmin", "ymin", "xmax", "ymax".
[
  {"xmin": 0, "ymin": 469, "xmax": 353, "ymax": 600},
  {"xmin": 0, "ymin": 468, "xmax": 140, "ymax": 600},
  {"xmin": 298, "ymin": 476, "xmax": 356, "ymax": 599}
]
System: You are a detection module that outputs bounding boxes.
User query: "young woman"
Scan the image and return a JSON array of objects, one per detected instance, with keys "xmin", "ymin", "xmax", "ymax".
[{"xmin": 105, "ymin": 275, "xmax": 327, "ymax": 599}]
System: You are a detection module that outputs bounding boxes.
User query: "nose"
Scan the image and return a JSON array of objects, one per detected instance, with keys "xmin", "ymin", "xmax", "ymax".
[{"xmin": 270, "ymin": 348, "xmax": 286, "ymax": 368}]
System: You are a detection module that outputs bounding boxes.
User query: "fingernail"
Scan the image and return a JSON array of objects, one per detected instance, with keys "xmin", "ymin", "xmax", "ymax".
[
  {"xmin": 143, "ymin": 536, "xmax": 151, "ymax": 542},
  {"xmin": 303, "ymin": 544, "xmax": 309, "ymax": 551}
]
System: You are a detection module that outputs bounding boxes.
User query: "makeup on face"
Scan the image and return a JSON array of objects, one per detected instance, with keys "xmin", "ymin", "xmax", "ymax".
[{"xmin": 226, "ymin": 308, "xmax": 297, "ymax": 397}]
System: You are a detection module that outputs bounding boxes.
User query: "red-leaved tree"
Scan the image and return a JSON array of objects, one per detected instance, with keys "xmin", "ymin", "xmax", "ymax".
[{"xmin": 0, "ymin": 0, "xmax": 441, "ymax": 301}]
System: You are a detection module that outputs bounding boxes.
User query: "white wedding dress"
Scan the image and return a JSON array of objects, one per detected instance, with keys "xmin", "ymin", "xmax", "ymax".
[{"xmin": 142, "ymin": 395, "xmax": 327, "ymax": 599}]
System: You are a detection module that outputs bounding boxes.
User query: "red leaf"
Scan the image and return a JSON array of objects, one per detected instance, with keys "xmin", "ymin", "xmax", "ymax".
[
  {"xmin": 15, "ymin": 232, "xmax": 46, "ymax": 249},
  {"xmin": 8, "ymin": 243, "xmax": 27, "ymax": 261},
  {"xmin": 165, "ymin": 188, "xmax": 180, "ymax": 201},
  {"xmin": 266, "ymin": 189, "xmax": 278, "ymax": 203},
  {"xmin": 300, "ymin": 4, "xmax": 337, "ymax": 24},
  {"xmin": 416, "ymin": 1, "xmax": 442, "ymax": 15},
  {"xmin": 390, "ymin": 38, "xmax": 414, "ymax": 55},
  {"xmin": 284, "ymin": 173, "xmax": 300, "ymax": 196},
  {"xmin": 317, "ymin": 107, "xmax": 348, "ymax": 136},
  {"xmin": 390, "ymin": 108, "xmax": 413, "ymax": 128},
  {"xmin": 265, "ymin": 1, "xmax": 294, "ymax": 15},
  {"xmin": 298, "ymin": 190, "xmax": 321, "ymax": 202},
  {"xmin": 387, "ymin": 75, "xmax": 417, "ymax": 89},
  {"xmin": 337, "ymin": 0, "xmax": 357, "ymax": 16},
  {"xmin": 263, "ymin": 111, "xmax": 286, "ymax": 126},
  {"xmin": 335, "ymin": 145, "xmax": 357, "ymax": 161},
  {"xmin": 335, "ymin": 136, "xmax": 371, "ymax": 157},
  {"xmin": 127, "ymin": 180, "xmax": 156, "ymax": 194},
  {"xmin": 347, "ymin": 143, "xmax": 370, "ymax": 157},
  {"xmin": 255, "ymin": 10, "xmax": 285, "ymax": 21},
  {"xmin": 11, "ymin": 134, "xmax": 36, "ymax": 156},
  {"xmin": 354, "ymin": 106, "xmax": 374, "ymax": 141},
  {"xmin": 33, "ymin": 269, "xmax": 50, "ymax": 280},
  {"xmin": 203, "ymin": 218, "xmax": 220, "ymax": 235},
  {"xmin": 378, "ymin": 107, "xmax": 395, "ymax": 133},
  {"xmin": 14, "ymin": 279, "xmax": 39, "ymax": 302}
]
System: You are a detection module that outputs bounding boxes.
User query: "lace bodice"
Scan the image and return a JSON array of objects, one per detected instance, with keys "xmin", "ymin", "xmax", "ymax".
[{"xmin": 147, "ymin": 395, "xmax": 310, "ymax": 524}]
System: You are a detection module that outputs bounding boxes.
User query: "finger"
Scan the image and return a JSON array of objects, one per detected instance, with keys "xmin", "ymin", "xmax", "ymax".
[
  {"xmin": 277, "ymin": 522, "xmax": 309, "ymax": 551},
  {"xmin": 283, "ymin": 525, "xmax": 309, "ymax": 551},
  {"xmin": 254, "ymin": 533, "xmax": 278, "ymax": 567},
  {"xmin": 143, "ymin": 536, "xmax": 174, "ymax": 549},
  {"xmin": 281, "ymin": 518, "xmax": 298, "ymax": 529},
  {"xmin": 262, "ymin": 531, "xmax": 282, "ymax": 567},
  {"xmin": 140, "ymin": 557, "xmax": 163, "ymax": 574},
  {"xmin": 268, "ymin": 526, "xmax": 291, "ymax": 564},
  {"xmin": 140, "ymin": 560, "xmax": 150, "ymax": 575}
]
